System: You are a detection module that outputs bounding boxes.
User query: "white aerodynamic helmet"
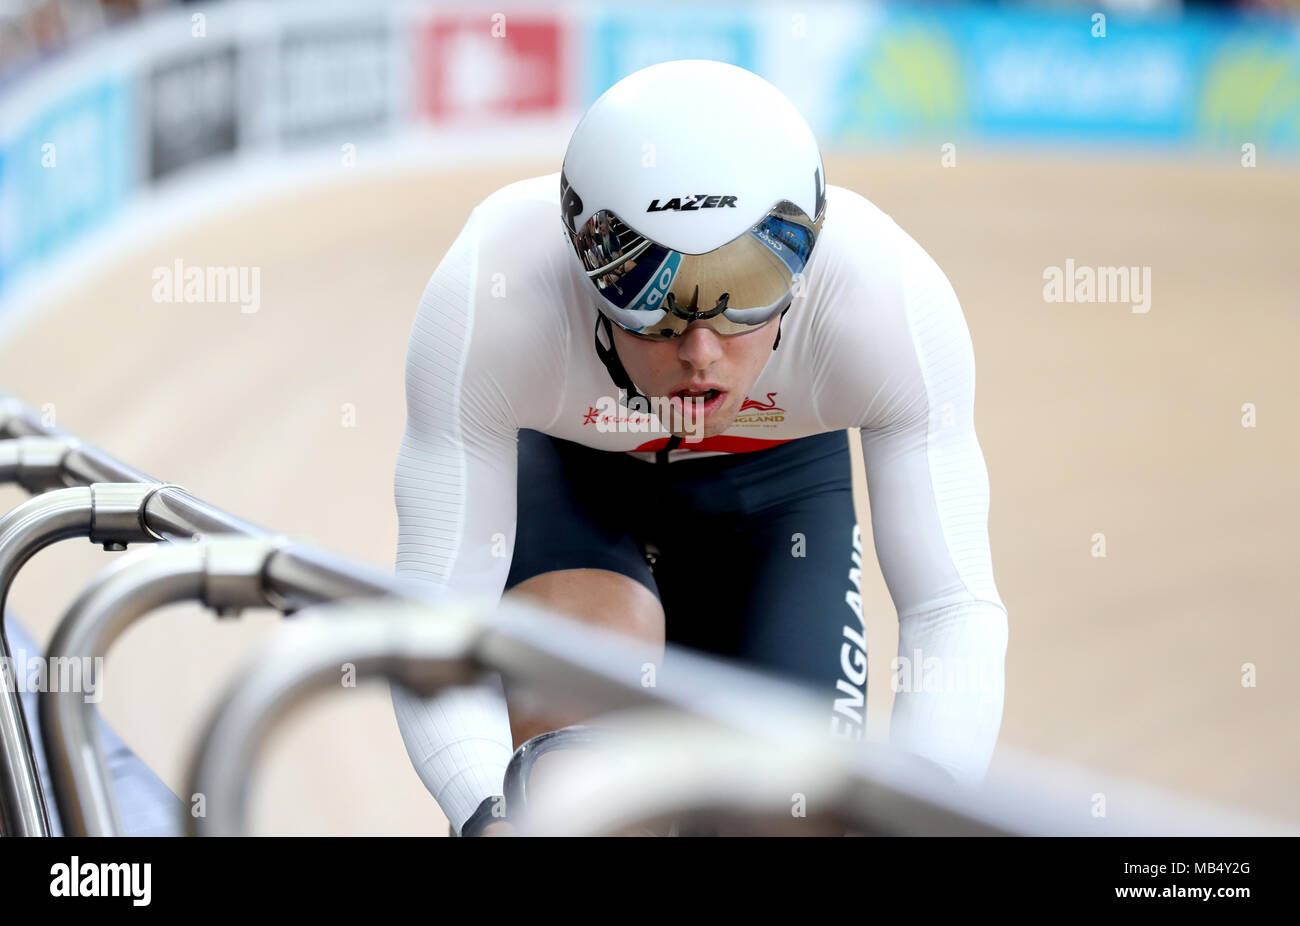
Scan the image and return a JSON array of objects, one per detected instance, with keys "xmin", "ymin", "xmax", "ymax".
[{"xmin": 561, "ymin": 59, "xmax": 826, "ymax": 342}]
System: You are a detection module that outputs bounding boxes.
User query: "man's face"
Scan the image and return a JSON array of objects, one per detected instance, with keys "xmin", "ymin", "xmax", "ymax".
[{"xmin": 610, "ymin": 319, "xmax": 780, "ymax": 439}]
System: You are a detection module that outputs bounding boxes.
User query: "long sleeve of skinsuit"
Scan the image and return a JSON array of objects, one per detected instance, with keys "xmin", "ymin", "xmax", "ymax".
[
  {"xmin": 390, "ymin": 182, "xmax": 571, "ymax": 834},
  {"xmin": 390, "ymin": 206, "xmax": 519, "ymax": 835},
  {"xmin": 806, "ymin": 190, "xmax": 1009, "ymax": 783},
  {"xmin": 857, "ymin": 251, "xmax": 1009, "ymax": 784}
]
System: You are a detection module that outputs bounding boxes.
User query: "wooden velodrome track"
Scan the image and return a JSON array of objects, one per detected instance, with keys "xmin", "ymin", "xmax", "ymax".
[{"xmin": 1, "ymin": 153, "xmax": 1297, "ymax": 834}]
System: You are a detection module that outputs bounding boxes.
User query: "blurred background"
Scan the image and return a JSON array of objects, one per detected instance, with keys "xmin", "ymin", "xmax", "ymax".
[{"xmin": 1, "ymin": 0, "xmax": 1297, "ymax": 834}]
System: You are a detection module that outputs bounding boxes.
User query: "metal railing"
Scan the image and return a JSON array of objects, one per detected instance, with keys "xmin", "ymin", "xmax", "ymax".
[
  {"xmin": 186, "ymin": 596, "xmax": 1289, "ymax": 837},
  {"xmin": 5, "ymin": 391, "xmax": 1293, "ymax": 837},
  {"xmin": 186, "ymin": 597, "xmax": 999, "ymax": 836},
  {"xmin": 0, "ymin": 391, "xmax": 423, "ymax": 835}
]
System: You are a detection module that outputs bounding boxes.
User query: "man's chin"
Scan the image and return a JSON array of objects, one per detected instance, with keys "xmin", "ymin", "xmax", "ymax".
[{"xmin": 671, "ymin": 411, "xmax": 736, "ymax": 442}]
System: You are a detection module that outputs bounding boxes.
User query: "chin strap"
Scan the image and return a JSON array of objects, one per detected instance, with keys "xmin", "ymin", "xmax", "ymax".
[
  {"xmin": 772, "ymin": 303, "xmax": 792, "ymax": 351},
  {"xmin": 594, "ymin": 314, "xmax": 650, "ymax": 409}
]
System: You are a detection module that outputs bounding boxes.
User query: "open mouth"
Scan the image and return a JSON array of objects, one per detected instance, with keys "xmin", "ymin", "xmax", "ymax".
[
  {"xmin": 669, "ymin": 387, "xmax": 727, "ymax": 418},
  {"xmin": 674, "ymin": 388, "xmax": 721, "ymax": 401}
]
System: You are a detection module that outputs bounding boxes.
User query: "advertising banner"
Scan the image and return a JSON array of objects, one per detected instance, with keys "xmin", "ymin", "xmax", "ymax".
[
  {"xmin": 584, "ymin": 4, "xmax": 758, "ymax": 105},
  {"xmin": 3, "ymin": 76, "xmax": 133, "ymax": 287},
  {"xmin": 418, "ymin": 13, "xmax": 565, "ymax": 121},
  {"xmin": 149, "ymin": 47, "xmax": 239, "ymax": 179},
  {"xmin": 279, "ymin": 22, "xmax": 393, "ymax": 145},
  {"xmin": 826, "ymin": 6, "xmax": 1300, "ymax": 149}
]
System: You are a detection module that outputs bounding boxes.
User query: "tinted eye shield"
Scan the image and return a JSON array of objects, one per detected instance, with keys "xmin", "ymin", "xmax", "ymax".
[{"xmin": 567, "ymin": 201, "xmax": 823, "ymax": 340}]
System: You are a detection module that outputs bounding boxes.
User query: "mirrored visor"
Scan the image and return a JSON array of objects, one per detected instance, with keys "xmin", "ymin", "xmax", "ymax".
[{"xmin": 567, "ymin": 200, "xmax": 823, "ymax": 339}]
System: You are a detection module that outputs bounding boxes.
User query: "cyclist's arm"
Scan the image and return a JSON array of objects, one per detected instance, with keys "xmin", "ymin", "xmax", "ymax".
[
  {"xmin": 391, "ymin": 206, "xmax": 519, "ymax": 835},
  {"xmin": 814, "ymin": 198, "xmax": 1008, "ymax": 784},
  {"xmin": 861, "ymin": 233, "xmax": 1007, "ymax": 784}
]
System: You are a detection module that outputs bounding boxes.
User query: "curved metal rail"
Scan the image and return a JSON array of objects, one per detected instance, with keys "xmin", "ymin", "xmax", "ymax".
[
  {"xmin": 38, "ymin": 536, "xmax": 311, "ymax": 835},
  {"xmin": 0, "ymin": 392, "xmax": 432, "ymax": 836},
  {"xmin": 186, "ymin": 598, "xmax": 1292, "ymax": 837},
  {"xmin": 186, "ymin": 598, "xmax": 486, "ymax": 835},
  {"xmin": 0, "ymin": 483, "xmax": 165, "ymax": 835}
]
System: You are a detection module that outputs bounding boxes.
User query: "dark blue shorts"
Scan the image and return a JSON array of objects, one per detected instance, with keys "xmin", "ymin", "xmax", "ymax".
[{"xmin": 506, "ymin": 429, "xmax": 868, "ymax": 737}]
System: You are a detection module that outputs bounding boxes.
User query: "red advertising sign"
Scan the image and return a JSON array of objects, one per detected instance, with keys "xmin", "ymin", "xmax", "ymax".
[{"xmin": 419, "ymin": 15, "xmax": 564, "ymax": 121}]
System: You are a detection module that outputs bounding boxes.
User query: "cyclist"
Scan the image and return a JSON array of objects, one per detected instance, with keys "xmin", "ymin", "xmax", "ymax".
[{"xmin": 391, "ymin": 59, "xmax": 1008, "ymax": 836}]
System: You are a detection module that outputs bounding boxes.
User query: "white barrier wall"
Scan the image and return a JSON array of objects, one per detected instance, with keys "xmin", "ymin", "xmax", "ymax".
[{"xmin": 4, "ymin": 0, "xmax": 1295, "ymax": 329}]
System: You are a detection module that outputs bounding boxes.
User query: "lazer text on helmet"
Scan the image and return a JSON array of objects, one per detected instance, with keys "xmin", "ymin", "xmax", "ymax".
[{"xmin": 646, "ymin": 195, "xmax": 737, "ymax": 212}]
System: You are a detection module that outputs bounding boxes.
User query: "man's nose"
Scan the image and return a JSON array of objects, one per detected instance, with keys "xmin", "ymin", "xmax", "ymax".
[{"xmin": 675, "ymin": 324, "xmax": 724, "ymax": 368}]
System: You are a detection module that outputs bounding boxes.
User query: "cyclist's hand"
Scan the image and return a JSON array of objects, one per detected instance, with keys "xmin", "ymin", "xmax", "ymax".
[{"xmin": 459, "ymin": 795, "xmax": 510, "ymax": 837}]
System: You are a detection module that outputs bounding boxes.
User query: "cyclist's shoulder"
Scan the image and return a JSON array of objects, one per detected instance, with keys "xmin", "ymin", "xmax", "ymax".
[
  {"xmin": 462, "ymin": 174, "xmax": 569, "ymax": 275},
  {"xmin": 819, "ymin": 184, "xmax": 913, "ymax": 254},
  {"xmin": 824, "ymin": 182, "xmax": 887, "ymax": 216},
  {"xmin": 472, "ymin": 173, "xmax": 561, "ymax": 224}
]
